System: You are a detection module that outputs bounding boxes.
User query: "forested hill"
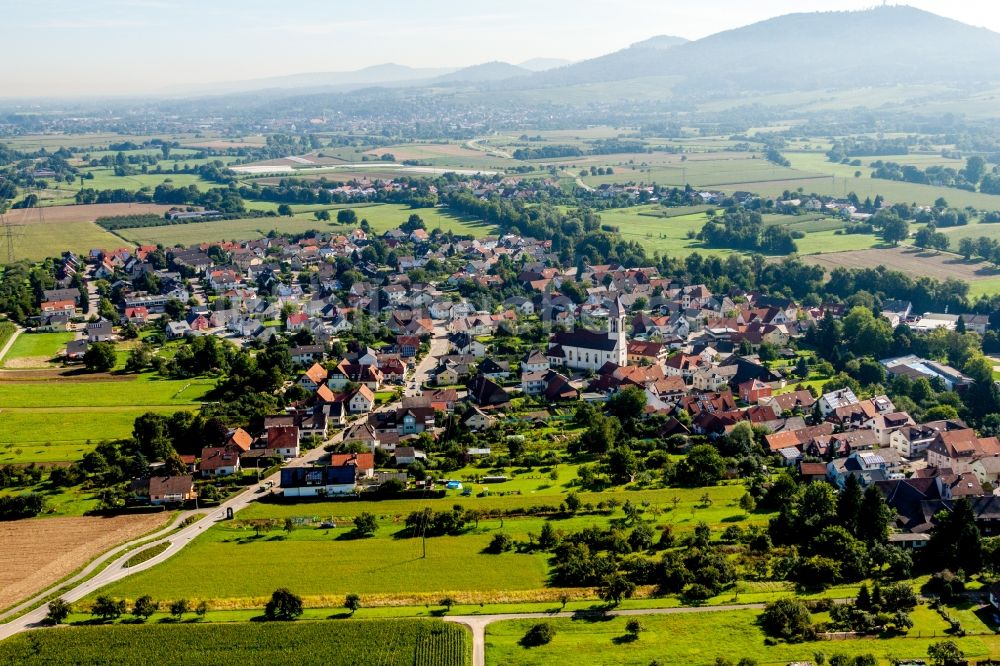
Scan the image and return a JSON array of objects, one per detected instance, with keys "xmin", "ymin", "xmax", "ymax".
[{"xmin": 518, "ymin": 6, "xmax": 1000, "ymax": 92}]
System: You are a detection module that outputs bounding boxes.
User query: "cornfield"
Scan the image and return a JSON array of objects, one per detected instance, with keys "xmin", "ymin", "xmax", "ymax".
[{"xmin": 0, "ymin": 619, "xmax": 470, "ymax": 665}]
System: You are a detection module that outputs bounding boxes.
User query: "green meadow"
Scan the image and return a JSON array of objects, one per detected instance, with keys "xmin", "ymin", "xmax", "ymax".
[
  {"xmin": 118, "ymin": 203, "xmax": 495, "ymax": 246},
  {"xmin": 486, "ymin": 608, "xmax": 1000, "ymax": 666}
]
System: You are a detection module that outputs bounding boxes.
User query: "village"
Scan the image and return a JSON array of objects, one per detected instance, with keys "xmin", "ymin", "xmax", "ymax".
[{"xmin": 12, "ymin": 211, "xmax": 997, "ymax": 564}]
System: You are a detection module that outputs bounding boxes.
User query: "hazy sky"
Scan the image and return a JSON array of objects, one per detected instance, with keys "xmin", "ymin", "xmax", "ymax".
[{"xmin": 5, "ymin": 0, "xmax": 1000, "ymax": 97}]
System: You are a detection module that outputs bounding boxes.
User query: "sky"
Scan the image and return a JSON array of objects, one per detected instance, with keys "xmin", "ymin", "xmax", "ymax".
[{"xmin": 5, "ymin": 0, "xmax": 1000, "ymax": 98}]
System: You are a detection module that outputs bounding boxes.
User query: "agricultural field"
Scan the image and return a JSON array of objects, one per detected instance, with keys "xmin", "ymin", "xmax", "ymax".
[
  {"xmin": 97, "ymin": 482, "xmax": 761, "ymax": 606},
  {"xmin": 802, "ymin": 245, "xmax": 1000, "ymax": 298},
  {"xmin": 1, "ymin": 331, "xmax": 74, "ymax": 368},
  {"xmin": 0, "ymin": 203, "xmax": 177, "ymax": 263},
  {"xmin": 0, "ymin": 619, "xmax": 470, "ymax": 666},
  {"xmin": 0, "ymin": 513, "xmax": 170, "ymax": 612},
  {"xmin": 486, "ymin": 608, "xmax": 1000, "ymax": 665},
  {"xmin": 595, "ymin": 205, "xmax": 881, "ymax": 257},
  {"xmin": 0, "ymin": 376, "xmax": 213, "ymax": 463},
  {"xmin": 117, "ymin": 203, "xmax": 495, "ymax": 246}
]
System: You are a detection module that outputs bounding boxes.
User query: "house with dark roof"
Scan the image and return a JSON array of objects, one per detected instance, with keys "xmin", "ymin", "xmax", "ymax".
[
  {"xmin": 281, "ymin": 466, "xmax": 357, "ymax": 497},
  {"xmin": 467, "ymin": 373, "xmax": 510, "ymax": 407}
]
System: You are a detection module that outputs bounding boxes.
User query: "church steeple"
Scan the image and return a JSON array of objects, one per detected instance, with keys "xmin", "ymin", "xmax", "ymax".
[{"xmin": 608, "ymin": 294, "xmax": 626, "ymax": 342}]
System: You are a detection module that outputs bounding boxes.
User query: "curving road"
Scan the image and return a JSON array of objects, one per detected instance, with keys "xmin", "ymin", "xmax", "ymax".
[
  {"xmin": 0, "ymin": 419, "xmax": 343, "ymax": 641},
  {"xmin": 0, "ymin": 330, "xmax": 454, "ymax": 642}
]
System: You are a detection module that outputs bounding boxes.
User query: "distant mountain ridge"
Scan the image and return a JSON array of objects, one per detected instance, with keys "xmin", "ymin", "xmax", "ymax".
[
  {"xmin": 521, "ymin": 6, "xmax": 1000, "ymax": 92},
  {"xmin": 431, "ymin": 61, "xmax": 531, "ymax": 84}
]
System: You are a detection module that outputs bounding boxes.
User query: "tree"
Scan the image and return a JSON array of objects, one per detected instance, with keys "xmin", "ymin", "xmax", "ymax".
[
  {"xmin": 857, "ymin": 485, "xmax": 893, "ymax": 544},
  {"xmin": 881, "ymin": 216, "xmax": 909, "ymax": 246},
  {"xmin": 337, "ymin": 209, "xmax": 358, "ymax": 225},
  {"xmin": 607, "ymin": 385, "xmax": 646, "ymax": 425},
  {"xmin": 169, "ymin": 598, "xmax": 189, "ymax": 620},
  {"xmin": 606, "ymin": 445, "xmax": 641, "ymax": 484},
  {"xmin": 522, "ymin": 622, "xmax": 555, "ymax": 647},
  {"xmin": 344, "ymin": 594, "xmax": 361, "ymax": 615},
  {"xmin": 353, "ymin": 512, "xmax": 378, "ymax": 537},
  {"xmin": 760, "ymin": 598, "xmax": 812, "ymax": 640},
  {"xmin": 314, "ymin": 210, "xmax": 331, "ymax": 221},
  {"xmin": 929, "ymin": 498, "xmax": 983, "ymax": 572},
  {"xmin": 599, "ymin": 570, "xmax": 636, "ymax": 606},
  {"xmin": 488, "ymin": 532, "xmax": 514, "ymax": 553},
  {"xmin": 439, "ymin": 596, "xmax": 457, "ymax": 613},
  {"xmin": 928, "ymin": 640, "xmax": 964, "ymax": 666},
  {"xmin": 265, "ymin": 588, "xmax": 303, "ymax": 621},
  {"xmin": 195, "ymin": 600, "xmax": 209, "ymax": 619},
  {"xmin": 132, "ymin": 595, "xmax": 158, "ymax": 621},
  {"xmin": 84, "ymin": 341, "xmax": 116, "ymax": 372},
  {"xmin": 837, "ymin": 474, "xmax": 864, "ymax": 537},
  {"xmin": 92, "ymin": 595, "xmax": 126, "ymax": 622},
  {"xmin": 45, "ymin": 598, "xmax": 71, "ymax": 625},
  {"xmin": 277, "ymin": 204, "xmax": 293, "ymax": 216},
  {"xmin": 677, "ymin": 445, "xmax": 726, "ymax": 486}
]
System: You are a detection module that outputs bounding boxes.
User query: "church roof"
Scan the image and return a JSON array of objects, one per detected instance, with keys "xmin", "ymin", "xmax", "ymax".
[{"xmin": 550, "ymin": 328, "xmax": 620, "ymax": 352}]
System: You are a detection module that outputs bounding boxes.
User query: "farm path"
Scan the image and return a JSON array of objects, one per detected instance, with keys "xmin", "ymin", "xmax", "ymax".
[
  {"xmin": 466, "ymin": 138, "xmax": 511, "ymax": 160},
  {"xmin": 444, "ymin": 603, "xmax": 767, "ymax": 666},
  {"xmin": 0, "ymin": 325, "xmax": 22, "ymax": 363}
]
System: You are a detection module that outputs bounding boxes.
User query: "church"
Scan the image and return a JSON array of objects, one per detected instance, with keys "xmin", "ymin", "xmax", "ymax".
[{"xmin": 546, "ymin": 295, "xmax": 628, "ymax": 372}]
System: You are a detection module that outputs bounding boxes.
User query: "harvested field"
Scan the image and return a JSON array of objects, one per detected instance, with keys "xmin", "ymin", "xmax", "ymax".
[
  {"xmin": 801, "ymin": 245, "xmax": 1000, "ymax": 282},
  {"xmin": 0, "ymin": 513, "xmax": 170, "ymax": 611},
  {"xmin": 0, "ymin": 368, "xmax": 130, "ymax": 382},
  {"xmin": 363, "ymin": 142, "xmax": 486, "ymax": 161},
  {"xmin": 1, "ymin": 203, "xmax": 177, "ymax": 263},
  {"xmin": 183, "ymin": 138, "xmax": 267, "ymax": 149},
  {"xmin": 6, "ymin": 203, "xmax": 177, "ymax": 224}
]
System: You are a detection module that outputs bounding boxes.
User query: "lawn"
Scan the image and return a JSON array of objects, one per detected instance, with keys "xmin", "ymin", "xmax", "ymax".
[
  {"xmin": 117, "ymin": 204, "xmax": 496, "ymax": 246},
  {"xmin": 486, "ymin": 609, "xmax": 1000, "ymax": 665},
  {"xmin": 0, "ymin": 619, "xmax": 470, "ymax": 666},
  {"xmin": 1, "ymin": 331, "xmax": 74, "ymax": 367},
  {"xmin": 80, "ymin": 167, "xmax": 221, "ymax": 192}
]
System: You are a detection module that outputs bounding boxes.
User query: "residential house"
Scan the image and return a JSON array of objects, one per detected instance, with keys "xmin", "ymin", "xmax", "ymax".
[
  {"xmin": 266, "ymin": 425, "xmax": 301, "ymax": 459},
  {"xmin": 521, "ymin": 349, "xmax": 549, "ymax": 374},
  {"xmin": 350, "ymin": 385, "xmax": 376, "ymax": 414},
  {"xmin": 299, "ymin": 363, "xmax": 328, "ymax": 391},
  {"xmin": 149, "ymin": 475, "xmax": 197, "ymax": 505},
  {"xmin": 467, "ymin": 373, "xmax": 510, "ymax": 407},
  {"xmin": 738, "ymin": 379, "xmax": 772, "ymax": 404},
  {"xmin": 199, "ymin": 446, "xmax": 241, "ymax": 477},
  {"xmin": 464, "ymin": 406, "xmax": 497, "ymax": 430},
  {"xmin": 818, "ymin": 388, "xmax": 859, "ymax": 417},
  {"xmin": 281, "ymin": 466, "xmax": 357, "ymax": 497},
  {"xmin": 86, "ymin": 320, "xmax": 115, "ymax": 342}
]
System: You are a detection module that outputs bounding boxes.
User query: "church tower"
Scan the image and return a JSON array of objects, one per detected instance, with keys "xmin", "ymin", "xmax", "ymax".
[{"xmin": 608, "ymin": 294, "xmax": 627, "ymax": 365}]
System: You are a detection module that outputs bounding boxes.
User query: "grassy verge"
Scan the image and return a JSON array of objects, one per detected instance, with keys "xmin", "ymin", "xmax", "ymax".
[{"xmin": 123, "ymin": 542, "xmax": 170, "ymax": 568}]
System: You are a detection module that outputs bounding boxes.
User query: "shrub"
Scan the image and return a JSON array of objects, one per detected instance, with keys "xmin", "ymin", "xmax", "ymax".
[
  {"xmin": 522, "ymin": 622, "xmax": 555, "ymax": 647},
  {"xmin": 760, "ymin": 598, "xmax": 812, "ymax": 641},
  {"xmin": 488, "ymin": 532, "xmax": 514, "ymax": 553}
]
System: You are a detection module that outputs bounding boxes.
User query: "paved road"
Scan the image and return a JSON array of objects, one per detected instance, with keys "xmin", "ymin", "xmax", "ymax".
[
  {"xmin": 0, "ymin": 336, "xmax": 439, "ymax": 640},
  {"xmin": 444, "ymin": 603, "xmax": 767, "ymax": 666},
  {"xmin": 406, "ymin": 324, "xmax": 448, "ymax": 396},
  {"xmin": 0, "ymin": 421, "xmax": 343, "ymax": 641}
]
